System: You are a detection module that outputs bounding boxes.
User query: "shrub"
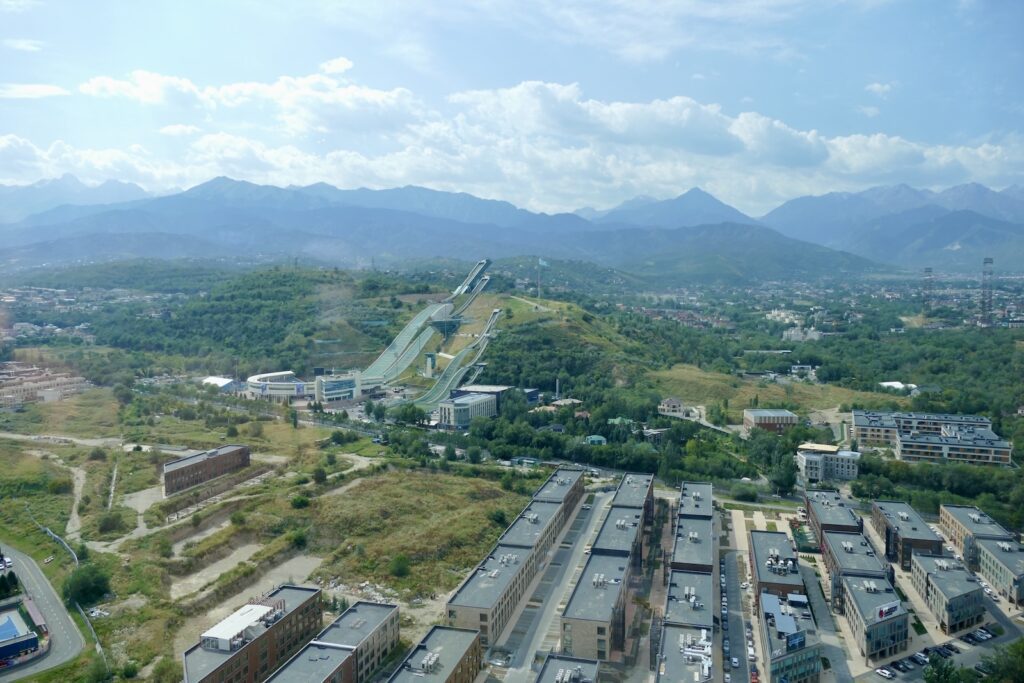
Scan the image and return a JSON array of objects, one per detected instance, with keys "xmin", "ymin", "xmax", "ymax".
[
  {"xmin": 48, "ymin": 478, "xmax": 73, "ymax": 494},
  {"xmin": 230, "ymin": 511, "xmax": 246, "ymax": 526},
  {"xmin": 291, "ymin": 495, "xmax": 310, "ymax": 509},
  {"xmin": 88, "ymin": 448, "xmax": 107, "ymax": 461},
  {"xmin": 63, "ymin": 564, "xmax": 110, "ymax": 605},
  {"xmin": 289, "ymin": 529, "xmax": 308, "ymax": 549},
  {"xmin": 488, "ymin": 509, "xmax": 508, "ymax": 527},
  {"xmin": 312, "ymin": 468, "xmax": 327, "ymax": 485},
  {"xmin": 389, "ymin": 554, "xmax": 411, "ymax": 577},
  {"xmin": 97, "ymin": 512, "xmax": 124, "ymax": 534},
  {"xmin": 122, "ymin": 661, "xmax": 138, "ymax": 678},
  {"xmin": 225, "ymin": 425, "xmax": 238, "ymax": 438}
]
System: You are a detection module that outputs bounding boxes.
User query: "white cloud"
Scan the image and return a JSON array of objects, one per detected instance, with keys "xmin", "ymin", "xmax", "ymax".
[
  {"xmin": 865, "ymin": 82, "xmax": 893, "ymax": 97},
  {"xmin": 319, "ymin": 56, "xmax": 354, "ymax": 74},
  {"xmin": 159, "ymin": 124, "xmax": 202, "ymax": 136},
  {"xmin": 858, "ymin": 105, "xmax": 880, "ymax": 117},
  {"xmin": 2, "ymin": 38, "xmax": 43, "ymax": 51},
  {"xmin": 0, "ymin": 0, "xmax": 39, "ymax": 11},
  {"xmin": 79, "ymin": 70, "xmax": 202, "ymax": 105},
  {"xmin": 0, "ymin": 83, "xmax": 69, "ymax": 98}
]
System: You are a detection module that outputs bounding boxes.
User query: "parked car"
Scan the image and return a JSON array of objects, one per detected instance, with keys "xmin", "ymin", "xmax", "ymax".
[
  {"xmin": 945, "ymin": 643, "xmax": 960, "ymax": 654},
  {"xmin": 890, "ymin": 661, "xmax": 907, "ymax": 673},
  {"xmin": 962, "ymin": 633, "xmax": 977, "ymax": 645},
  {"xmin": 725, "ymin": 675, "xmax": 731, "ymax": 683},
  {"xmin": 912, "ymin": 653, "xmax": 929, "ymax": 665},
  {"xmin": 740, "ymin": 582, "xmax": 749, "ymax": 589},
  {"xmin": 901, "ymin": 658, "xmax": 916, "ymax": 669},
  {"xmin": 723, "ymin": 639, "xmax": 730, "ymax": 654},
  {"xmin": 731, "ymin": 657, "xmax": 739, "ymax": 669},
  {"xmin": 43, "ymin": 555, "xmax": 54, "ymax": 564},
  {"xmin": 875, "ymin": 667, "xmax": 895, "ymax": 679}
]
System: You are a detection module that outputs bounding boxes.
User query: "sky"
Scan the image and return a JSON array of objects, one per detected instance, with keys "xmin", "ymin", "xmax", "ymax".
[{"xmin": 1, "ymin": 0, "xmax": 1022, "ymax": 215}]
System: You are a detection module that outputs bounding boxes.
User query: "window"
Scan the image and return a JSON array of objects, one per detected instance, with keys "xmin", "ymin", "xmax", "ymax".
[{"xmin": 597, "ymin": 627, "xmax": 606, "ymax": 635}]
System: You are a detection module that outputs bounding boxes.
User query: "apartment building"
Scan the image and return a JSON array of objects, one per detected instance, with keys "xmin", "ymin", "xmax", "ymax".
[
  {"xmin": 910, "ymin": 555, "xmax": 985, "ymax": 634},
  {"xmin": 671, "ymin": 516, "xmax": 715, "ymax": 574},
  {"xmin": 939, "ymin": 505, "xmax": 1012, "ymax": 569},
  {"xmin": 497, "ymin": 500, "xmax": 563, "ymax": 572},
  {"xmin": 561, "ymin": 554, "xmax": 629, "ymax": 661},
  {"xmin": 804, "ymin": 489, "xmax": 861, "ymax": 545},
  {"xmin": 851, "ymin": 411, "xmax": 1011, "ymax": 465},
  {"xmin": 0, "ymin": 362, "xmax": 88, "ymax": 407},
  {"xmin": 870, "ymin": 501, "xmax": 943, "ymax": 570},
  {"xmin": 977, "ymin": 538, "xmax": 1024, "ymax": 607},
  {"xmin": 749, "ymin": 531, "xmax": 804, "ymax": 605},
  {"xmin": 446, "ymin": 545, "xmax": 534, "ymax": 647},
  {"xmin": 795, "ymin": 444, "xmax": 860, "ymax": 485},
  {"xmin": 664, "ymin": 571, "xmax": 715, "ymax": 629},
  {"xmin": 182, "ymin": 585, "xmax": 323, "ymax": 683},
  {"xmin": 759, "ymin": 593, "xmax": 822, "ymax": 683},
  {"xmin": 656, "ymin": 624, "xmax": 713, "ymax": 683},
  {"xmin": 534, "ymin": 654, "xmax": 601, "ymax": 683},
  {"xmin": 305, "ymin": 602, "xmax": 400, "ymax": 683},
  {"xmin": 743, "ymin": 408, "xmax": 799, "ymax": 434},
  {"xmin": 851, "ymin": 412, "xmax": 899, "ymax": 448},
  {"xmin": 388, "ymin": 627, "xmax": 482, "ymax": 683},
  {"xmin": 611, "ymin": 473, "xmax": 654, "ymax": 524},
  {"xmin": 533, "ymin": 468, "xmax": 585, "ymax": 523},
  {"xmin": 163, "ymin": 445, "xmax": 251, "ymax": 496},
  {"xmin": 592, "ymin": 506, "xmax": 643, "ymax": 567},
  {"xmin": 677, "ymin": 481, "xmax": 713, "ymax": 519},
  {"xmin": 820, "ymin": 531, "xmax": 887, "ymax": 614},
  {"xmin": 842, "ymin": 577, "xmax": 909, "ymax": 660}
]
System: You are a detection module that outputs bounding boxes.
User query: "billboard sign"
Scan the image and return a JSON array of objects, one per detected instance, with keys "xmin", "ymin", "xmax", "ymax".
[
  {"xmin": 876, "ymin": 600, "xmax": 901, "ymax": 622},
  {"xmin": 785, "ymin": 630, "xmax": 805, "ymax": 652}
]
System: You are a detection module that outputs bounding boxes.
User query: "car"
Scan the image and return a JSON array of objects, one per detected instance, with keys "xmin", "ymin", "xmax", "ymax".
[
  {"xmin": 890, "ymin": 661, "xmax": 907, "ymax": 673},
  {"xmin": 725, "ymin": 675, "xmax": 731, "ymax": 683},
  {"xmin": 43, "ymin": 555, "xmax": 54, "ymax": 564},
  {"xmin": 979, "ymin": 580, "xmax": 989, "ymax": 589},
  {"xmin": 731, "ymin": 657, "xmax": 739, "ymax": 669},
  {"xmin": 945, "ymin": 643, "xmax": 960, "ymax": 654},
  {"xmin": 934, "ymin": 647, "xmax": 951, "ymax": 658},
  {"xmin": 875, "ymin": 668, "xmax": 895, "ymax": 679},
  {"xmin": 973, "ymin": 629, "xmax": 991, "ymax": 641},
  {"xmin": 975, "ymin": 662, "xmax": 994, "ymax": 675},
  {"xmin": 984, "ymin": 587, "xmax": 994, "ymax": 596},
  {"xmin": 901, "ymin": 658, "xmax": 915, "ymax": 669},
  {"xmin": 912, "ymin": 653, "xmax": 929, "ymax": 666},
  {"xmin": 740, "ymin": 582, "xmax": 749, "ymax": 589},
  {"xmin": 978, "ymin": 626, "xmax": 994, "ymax": 638}
]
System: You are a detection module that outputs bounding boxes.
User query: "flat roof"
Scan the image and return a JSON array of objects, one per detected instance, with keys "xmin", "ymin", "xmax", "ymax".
[
  {"xmin": 899, "ymin": 428, "xmax": 1010, "ymax": 449},
  {"xmin": 658, "ymin": 624, "xmax": 712, "ymax": 683},
  {"xmin": 976, "ymin": 538, "xmax": 1024, "ymax": 578},
  {"xmin": 457, "ymin": 384, "xmax": 513, "ymax": 393},
  {"xmin": 672, "ymin": 517, "xmax": 715, "ymax": 569},
  {"xmin": 823, "ymin": 532, "xmax": 885, "ymax": 576},
  {"xmin": 533, "ymin": 468, "xmax": 584, "ymax": 504},
  {"xmin": 665, "ymin": 571, "xmax": 715, "ymax": 628},
  {"xmin": 744, "ymin": 408, "xmax": 798, "ymax": 418},
  {"xmin": 611, "ymin": 473, "xmax": 654, "ymax": 508},
  {"xmin": 798, "ymin": 443, "xmax": 840, "ymax": 453},
  {"xmin": 852, "ymin": 411, "xmax": 897, "ymax": 428},
  {"xmin": 500, "ymin": 500, "xmax": 561, "ymax": 548},
  {"xmin": 750, "ymin": 531, "xmax": 803, "ymax": 588},
  {"xmin": 592, "ymin": 506, "xmax": 642, "ymax": 555},
  {"xmin": 677, "ymin": 481, "xmax": 713, "ymax": 519},
  {"xmin": 563, "ymin": 554, "xmax": 628, "ymax": 623},
  {"xmin": 842, "ymin": 576, "xmax": 905, "ymax": 625},
  {"xmin": 807, "ymin": 494, "xmax": 860, "ymax": 529},
  {"xmin": 316, "ymin": 602, "xmax": 397, "ymax": 649},
  {"xmin": 534, "ymin": 655, "xmax": 601, "ymax": 683},
  {"xmin": 873, "ymin": 501, "xmax": 942, "ymax": 543},
  {"xmin": 184, "ymin": 585, "xmax": 320, "ymax": 683},
  {"xmin": 759, "ymin": 593, "xmax": 819, "ymax": 662},
  {"xmin": 893, "ymin": 411, "xmax": 991, "ymax": 425},
  {"xmin": 164, "ymin": 444, "xmax": 246, "ymax": 473},
  {"xmin": 265, "ymin": 642, "xmax": 352, "ymax": 682},
  {"xmin": 388, "ymin": 626, "xmax": 479, "ymax": 683},
  {"xmin": 912, "ymin": 555, "xmax": 983, "ymax": 601},
  {"xmin": 202, "ymin": 604, "xmax": 271, "ymax": 641},
  {"xmin": 442, "ymin": 392, "xmax": 495, "ymax": 407},
  {"xmin": 941, "ymin": 506, "xmax": 1012, "ymax": 541},
  {"xmin": 448, "ymin": 545, "xmax": 528, "ymax": 609}
]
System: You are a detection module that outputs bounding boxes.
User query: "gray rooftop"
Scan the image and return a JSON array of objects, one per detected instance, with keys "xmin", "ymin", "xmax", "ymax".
[
  {"xmin": 941, "ymin": 506, "xmax": 1012, "ymax": 541},
  {"xmin": 563, "ymin": 554, "xmax": 628, "ymax": 623},
  {"xmin": 750, "ymin": 531, "xmax": 803, "ymax": 588},
  {"xmin": 316, "ymin": 602, "xmax": 397, "ymax": 649},
  {"xmin": 164, "ymin": 444, "xmax": 246, "ymax": 474},
  {"xmin": 500, "ymin": 501, "xmax": 561, "ymax": 548},
  {"xmin": 893, "ymin": 412, "xmax": 991, "ymax": 427},
  {"xmin": 534, "ymin": 655, "xmax": 601, "ymax": 683},
  {"xmin": 677, "ymin": 481, "xmax": 713, "ymax": 519},
  {"xmin": 534, "ymin": 468, "xmax": 584, "ymax": 503},
  {"xmin": 853, "ymin": 411, "xmax": 897, "ymax": 428},
  {"xmin": 183, "ymin": 585, "xmax": 320, "ymax": 683},
  {"xmin": 842, "ymin": 576, "xmax": 906, "ymax": 624},
  {"xmin": 976, "ymin": 538, "xmax": 1024, "ymax": 578},
  {"xmin": 873, "ymin": 501, "xmax": 942, "ymax": 543},
  {"xmin": 823, "ymin": 532, "xmax": 885, "ymax": 576},
  {"xmin": 448, "ymin": 545, "xmax": 528, "ymax": 609},
  {"xmin": 265, "ymin": 642, "xmax": 352, "ymax": 683},
  {"xmin": 745, "ymin": 408, "xmax": 798, "ymax": 418},
  {"xmin": 899, "ymin": 427, "xmax": 1010, "ymax": 449},
  {"xmin": 911, "ymin": 555, "xmax": 983, "ymax": 602},
  {"xmin": 807, "ymin": 494, "xmax": 860, "ymax": 529},
  {"xmin": 672, "ymin": 517, "xmax": 715, "ymax": 569},
  {"xmin": 441, "ymin": 392, "xmax": 495, "ymax": 407},
  {"xmin": 611, "ymin": 473, "xmax": 654, "ymax": 509},
  {"xmin": 760, "ymin": 593, "xmax": 819, "ymax": 662},
  {"xmin": 388, "ymin": 627, "xmax": 479, "ymax": 683},
  {"xmin": 592, "ymin": 506, "xmax": 642, "ymax": 556},
  {"xmin": 657, "ymin": 624, "xmax": 713, "ymax": 683},
  {"xmin": 665, "ymin": 571, "xmax": 715, "ymax": 628}
]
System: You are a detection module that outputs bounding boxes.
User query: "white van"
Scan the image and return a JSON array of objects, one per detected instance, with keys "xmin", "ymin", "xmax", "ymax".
[{"xmin": 748, "ymin": 646, "xmax": 756, "ymax": 662}]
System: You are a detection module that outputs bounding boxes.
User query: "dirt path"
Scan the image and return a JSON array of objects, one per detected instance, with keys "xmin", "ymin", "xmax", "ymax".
[
  {"xmin": 65, "ymin": 465, "xmax": 87, "ymax": 539},
  {"xmin": 169, "ymin": 543, "xmax": 262, "ymax": 600},
  {"xmin": 0, "ymin": 430, "xmax": 121, "ymax": 448},
  {"xmin": 172, "ymin": 519, "xmax": 231, "ymax": 557},
  {"xmin": 106, "ymin": 462, "xmax": 118, "ymax": 510}
]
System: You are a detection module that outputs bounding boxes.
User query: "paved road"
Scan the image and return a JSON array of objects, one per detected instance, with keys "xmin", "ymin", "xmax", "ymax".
[
  {"xmin": 723, "ymin": 551, "xmax": 749, "ymax": 683},
  {"xmin": 0, "ymin": 547, "xmax": 85, "ymax": 681}
]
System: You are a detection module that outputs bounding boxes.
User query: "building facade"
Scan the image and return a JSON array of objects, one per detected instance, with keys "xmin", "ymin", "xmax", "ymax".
[
  {"xmin": 749, "ymin": 531, "xmax": 804, "ymax": 605},
  {"xmin": 938, "ymin": 505, "xmax": 1012, "ymax": 569},
  {"xmin": 561, "ymin": 554, "xmax": 629, "ymax": 661},
  {"xmin": 743, "ymin": 409, "xmax": 799, "ymax": 434},
  {"xmin": 842, "ymin": 577, "xmax": 908, "ymax": 661},
  {"xmin": 183, "ymin": 585, "xmax": 323, "ymax": 683},
  {"xmin": 163, "ymin": 445, "xmax": 251, "ymax": 496},
  {"xmin": 315, "ymin": 373, "xmax": 362, "ymax": 404},
  {"xmin": 976, "ymin": 538, "xmax": 1024, "ymax": 607},
  {"xmin": 870, "ymin": 501, "xmax": 943, "ymax": 570},
  {"xmin": 910, "ymin": 555, "xmax": 984, "ymax": 634},
  {"xmin": 804, "ymin": 489, "xmax": 862, "ymax": 545},
  {"xmin": 759, "ymin": 593, "xmax": 822, "ymax": 683},
  {"xmin": 852, "ymin": 411, "xmax": 1012, "ymax": 466},
  {"xmin": 246, "ymin": 371, "xmax": 312, "ymax": 403},
  {"xmin": 820, "ymin": 531, "xmax": 887, "ymax": 614},
  {"xmin": 795, "ymin": 444, "xmax": 860, "ymax": 485},
  {"xmin": 437, "ymin": 393, "xmax": 497, "ymax": 430},
  {"xmin": 388, "ymin": 627, "xmax": 482, "ymax": 683}
]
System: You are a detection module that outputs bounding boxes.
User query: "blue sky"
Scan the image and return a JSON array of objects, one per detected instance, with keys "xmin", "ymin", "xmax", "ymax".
[{"xmin": 1, "ymin": 0, "xmax": 1022, "ymax": 214}]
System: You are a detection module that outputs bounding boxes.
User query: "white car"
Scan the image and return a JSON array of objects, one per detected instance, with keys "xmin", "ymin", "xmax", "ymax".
[
  {"xmin": 43, "ymin": 556, "xmax": 54, "ymax": 564},
  {"xmin": 740, "ymin": 582, "xmax": 749, "ymax": 589},
  {"xmin": 731, "ymin": 657, "xmax": 739, "ymax": 669},
  {"xmin": 875, "ymin": 668, "xmax": 895, "ymax": 680}
]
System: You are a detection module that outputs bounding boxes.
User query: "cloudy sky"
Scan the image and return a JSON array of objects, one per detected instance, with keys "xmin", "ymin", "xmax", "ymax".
[{"xmin": 1, "ymin": 0, "xmax": 1022, "ymax": 214}]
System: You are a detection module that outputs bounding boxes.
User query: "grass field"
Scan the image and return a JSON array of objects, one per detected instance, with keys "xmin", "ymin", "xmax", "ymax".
[
  {"xmin": 650, "ymin": 363, "xmax": 908, "ymax": 421},
  {"xmin": 312, "ymin": 470, "xmax": 536, "ymax": 595},
  {"xmin": 0, "ymin": 388, "xmax": 121, "ymax": 438}
]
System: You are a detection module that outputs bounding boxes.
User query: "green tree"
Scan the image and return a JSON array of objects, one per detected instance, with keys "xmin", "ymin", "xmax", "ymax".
[
  {"xmin": 389, "ymin": 554, "xmax": 411, "ymax": 577},
  {"xmin": 467, "ymin": 446, "xmax": 482, "ymax": 464},
  {"xmin": 312, "ymin": 467, "xmax": 328, "ymax": 484},
  {"xmin": 291, "ymin": 495, "xmax": 310, "ymax": 509},
  {"xmin": 63, "ymin": 564, "xmax": 111, "ymax": 605},
  {"xmin": 982, "ymin": 639, "xmax": 1024, "ymax": 683},
  {"xmin": 373, "ymin": 403, "xmax": 387, "ymax": 422},
  {"xmin": 226, "ymin": 425, "xmax": 239, "ymax": 438},
  {"xmin": 769, "ymin": 458, "xmax": 799, "ymax": 496},
  {"xmin": 922, "ymin": 653, "xmax": 961, "ymax": 683}
]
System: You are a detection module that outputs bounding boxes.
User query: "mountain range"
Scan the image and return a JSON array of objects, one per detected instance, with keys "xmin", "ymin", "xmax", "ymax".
[{"xmin": 1, "ymin": 175, "xmax": 1022, "ymax": 279}]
